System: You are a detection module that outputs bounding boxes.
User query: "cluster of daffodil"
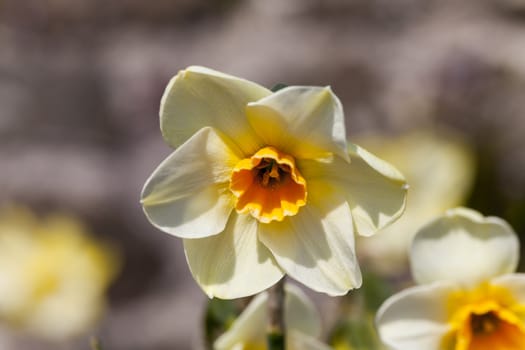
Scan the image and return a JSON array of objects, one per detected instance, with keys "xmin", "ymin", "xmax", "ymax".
[
  {"xmin": 0, "ymin": 206, "xmax": 118, "ymax": 340},
  {"xmin": 141, "ymin": 66, "xmax": 524, "ymax": 350}
]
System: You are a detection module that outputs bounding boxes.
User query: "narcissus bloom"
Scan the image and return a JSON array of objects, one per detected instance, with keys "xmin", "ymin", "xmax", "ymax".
[
  {"xmin": 141, "ymin": 66, "xmax": 407, "ymax": 298},
  {"xmin": 0, "ymin": 206, "xmax": 118, "ymax": 339},
  {"xmin": 377, "ymin": 208, "xmax": 525, "ymax": 350},
  {"xmin": 357, "ymin": 130, "xmax": 474, "ymax": 274},
  {"xmin": 214, "ymin": 284, "xmax": 332, "ymax": 350}
]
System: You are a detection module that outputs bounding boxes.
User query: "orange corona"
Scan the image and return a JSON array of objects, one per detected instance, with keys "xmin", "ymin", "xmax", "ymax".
[{"xmin": 230, "ymin": 147, "xmax": 307, "ymax": 223}]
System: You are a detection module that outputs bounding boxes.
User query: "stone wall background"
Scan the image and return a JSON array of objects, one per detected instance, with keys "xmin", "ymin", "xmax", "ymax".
[{"xmin": 1, "ymin": 0, "xmax": 525, "ymax": 348}]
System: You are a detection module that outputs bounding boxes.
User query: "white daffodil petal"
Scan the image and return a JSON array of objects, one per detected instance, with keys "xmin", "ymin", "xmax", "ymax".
[
  {"xmin": 354, "ymin": 130, "xmax": 474, "ymax": 274},
  {"xmin": 184, "ymin": 212, "xmax": 284, "ymax": 299},
  {"xmin": 354, "ymin": 131, "xmax": 474, "ymax": 214},
  {"xmin": 288, "ymin": 330, "xmax": 333, "ymax": 350},
  {"xmin": 246, "ymin": 86, "xmax": 348, "ymax": 161},
  {"xmin": 214, "ymin": 284, "xmax": 323, "ymax": 350},
  {"xmin": 214, "ymin": 292, "xmax": 268, "ymax": 350},
  {"xmin": 285, "ymin": 284, "xmax": 322, "ymax": 337},
  {"xmin": 141, "ymin": 127, "xmax": 242, "ymax": 238},
  {"xmin": 376, "ymin": 282, "xmax": 458, "ymax": 350},
  {"xmin": 259, "ymin": 181, "xmax": 361, "ymax": 296},
  {"xmin": 160, "ymin": 66, "xmax": 270, "ymax": 155},
  {"xmin": 298, "ymin": 144, "xmax": 407, "ymax": 237},
  {"xmin": 411, "ymin": 207, "xmax": 519, "ymax": 287},
  {"xmin": 346, "ymin": 143, "xmax": 407, "ymax": 237},
  {"xmin": 142, "ymin": 184, "xmax": 234, "ymax": 239}
]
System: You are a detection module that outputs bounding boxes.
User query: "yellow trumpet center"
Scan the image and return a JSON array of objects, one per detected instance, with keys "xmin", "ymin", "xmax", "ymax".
[
  {"xmin": 447, "ymin": 284, "xmax": 525, "ymax": 350},
  {"xmin": 230, "ymin": 146, "xmax": 307, "ymax": 223}
]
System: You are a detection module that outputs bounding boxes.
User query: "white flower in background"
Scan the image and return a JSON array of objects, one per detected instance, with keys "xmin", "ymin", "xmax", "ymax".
[
  {"xmin": 141, "ymin": 66, "xmax": 407, "ymax": 299},
  {"xmin": 0, "ymin": 206, "xmax": 119, "ymax": 340},
  {"xmin": 357, "ymin": 130, "xmax": 474, "ymax": 274},
  {"xmin": 377, "ymin": 207, "xmax": 525, "ymax": 350},
  {"xmin": 214, "ymin": 284, "xmax": 332, "ymax": 350}
]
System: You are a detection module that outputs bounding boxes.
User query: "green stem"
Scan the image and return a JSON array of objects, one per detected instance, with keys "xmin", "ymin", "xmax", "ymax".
[{"xmin": 267, "ymin": 278, "xmax": 286, "ymax": 350}]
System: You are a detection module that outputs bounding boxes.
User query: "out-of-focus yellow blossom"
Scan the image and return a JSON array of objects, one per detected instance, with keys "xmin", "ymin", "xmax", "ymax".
[
  {"xmin": 377, "ymin": 208, "xmax": 525, "ymax": 350},
  {"xmin": 0, "ymin": 206, "xmax": 119, "ymax": 340},
  {"xmin": 141, "ymin": 66, "xmax": 407, "ymax": 298},
  {"xmin": 356, "ymin": 130, "xmax": 474, "ymax": 274},
  {"xmin": 214, "ymin": 284, "xmax": 332, "ymax": 350}
]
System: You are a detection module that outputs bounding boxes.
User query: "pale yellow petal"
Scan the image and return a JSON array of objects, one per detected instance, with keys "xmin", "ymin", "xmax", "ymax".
[
  {"xmin": 214, "ymin": 292, "xmax": 268, "ymax": 350},
  {"xmin": 285, "ymin": 284, "xmax": 322, "ymax": 337},
  {"xmin": 160, "ymin": 66, "xmax": 270, "ymax": 155},
  {"xmin": 298, "ymin": 144, "xmax": 407, "ymax": 238},
  {"xmin": 184, "ymin": 212, "xmax": 284, "ymax": 299},
  {"xmin": 411, "ymin": 207, "xmax": 519, "ymax": 287},
  {"xmin": 355, "ymin": 130, "xmax": 474, "ymax": 274},
  {"xmin": 141, "ymin": 127, "xmax": 241, "ymax": 238},
  {"xmin": 376, "ymin": 282, "xmax": 458, "ymax": 350},
  {"xmin": 259, "ymin": 181, "xmax": 361, "ymax": 296},
  {"xmin": 246, "ymin": 86, "xmax": 348, "ymax": 161},
  {"xmin": 355, "ymin": 130, "xmax": 473, "ymax": 216}
]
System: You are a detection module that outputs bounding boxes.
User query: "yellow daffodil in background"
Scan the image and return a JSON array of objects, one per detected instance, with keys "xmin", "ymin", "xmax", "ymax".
[
  {"xmin": 356, "ymin": 130, "xmax": 474, "ymax": 274},
  {"xmin": 0, "ymin": 206, "xmax": 119, "ymax": 340},
  {"xmin": 214, "ymin": 284, "xmax": 332, "ymax": 350},
  {"xmin": 376, "ymin": 207, "xmax": 525, "ymax": 350},
  {"xmin": 141, "ymin": 66, "xmax": 408, "ymax": 298}
]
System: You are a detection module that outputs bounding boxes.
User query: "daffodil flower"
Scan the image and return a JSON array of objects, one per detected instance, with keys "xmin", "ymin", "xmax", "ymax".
[
  {"xmin": 0, "ymin": 206, "xmax": 118, "ymax": 339},
  {"xmin": 141, "ymin": 66, "xmax": 407, "ymax": 298},
  {"xmin": 214, "ymin": 284, "xmax": 332, "ymax": 350},
  {"xmin": 376, "ymin": 208, "xmax": 525, "ymax": 350}
]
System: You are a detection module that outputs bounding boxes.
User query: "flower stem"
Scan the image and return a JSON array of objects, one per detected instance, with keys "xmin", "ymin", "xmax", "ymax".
[{"xmin": 267, "ymin": 278, "xmax": 286, "ymax": 350}]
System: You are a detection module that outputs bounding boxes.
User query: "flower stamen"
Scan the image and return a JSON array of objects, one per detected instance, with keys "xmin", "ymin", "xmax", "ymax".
[
  {"xmin": 257, "ymin": 159, "xmax": 283, "ymax": 187},
  {"xmin": 471, "ymin": 312, "xmax": 499, "ymax": 335}
]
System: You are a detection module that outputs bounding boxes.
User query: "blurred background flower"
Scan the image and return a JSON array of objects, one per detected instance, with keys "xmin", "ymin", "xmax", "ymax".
[
  {"xmin": 1, "ymin": 0, "xmax": 525, "ymax": 348},
  {"xmin": 0, "ymin": 206, "xmax": 118, "ymax": 343}
]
